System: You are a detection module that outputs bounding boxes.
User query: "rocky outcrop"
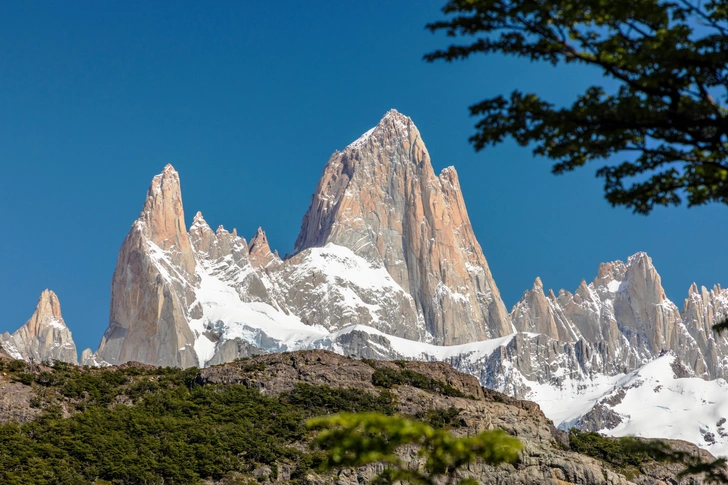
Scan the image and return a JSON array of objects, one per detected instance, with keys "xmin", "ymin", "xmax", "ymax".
[
  {"xmin": 248, "ymin": 227, "xmax": 280, "ymax": 269},
  {"xmin": 293, "ymin": 110, "xmax": 512, "ymax": 345},
  {"xmin": 0, "ymin": 290, "xmax": 77, "ymax": 364},
  {"xmin": 510, "ymin": 277, "xmax": 576, "ymax": 341}
]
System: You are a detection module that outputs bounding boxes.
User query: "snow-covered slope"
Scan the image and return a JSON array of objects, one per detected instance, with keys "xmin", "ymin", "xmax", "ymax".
[{"xmin": 574, "ymin": 353, "xmax": 728, "ymax": 458}]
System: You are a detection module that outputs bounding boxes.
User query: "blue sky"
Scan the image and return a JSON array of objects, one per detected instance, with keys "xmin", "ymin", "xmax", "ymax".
[{"xmin": 1, "ymin": 1, "xmax": 725, "ymax": 353}]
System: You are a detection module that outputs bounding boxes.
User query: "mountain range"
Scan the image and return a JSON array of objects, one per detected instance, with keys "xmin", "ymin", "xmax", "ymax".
[{"xmin": 7, "ymin": 109, "xmax": 728, "ymax": 456}]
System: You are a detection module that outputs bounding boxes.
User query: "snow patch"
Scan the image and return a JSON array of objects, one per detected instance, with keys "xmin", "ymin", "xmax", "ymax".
[{"xmin": 349, "ymin": 127, "xmax": 375, "ymax": 149}]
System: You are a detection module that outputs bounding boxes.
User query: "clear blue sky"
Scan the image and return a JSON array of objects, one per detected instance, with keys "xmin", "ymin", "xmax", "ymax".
[{"xmin": 1, "ymin": 1, "xmax": 725, "ymax": 353}]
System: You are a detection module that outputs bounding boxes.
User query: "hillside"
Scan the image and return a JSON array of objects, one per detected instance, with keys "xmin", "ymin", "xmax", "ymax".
[{"xmin": 0, "ymin": 349, "xmax": 717, "ymax": 485}]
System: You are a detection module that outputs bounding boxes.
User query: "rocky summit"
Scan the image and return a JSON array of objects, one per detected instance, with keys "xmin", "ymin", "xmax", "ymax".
[
  {"xmin": 9, "ymin": 110, "xmax": 728, "ymax": 459},
  {"xmin": 1, "ymin": 289, "xmax": 77, "ymax": 364}
]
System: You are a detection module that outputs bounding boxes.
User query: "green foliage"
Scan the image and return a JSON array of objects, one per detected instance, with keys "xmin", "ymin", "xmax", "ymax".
[
  {"xmin": 568, "ymin": 428, "xmax": 654, "ymax": 468},
  {"xmin": 426, "ymin": 0, "xmax": 728, "ymax": 214},
  {"xmin": 569, "ymin": 429, "xmax": 728, "ymax": 483},
  {"xmin": 6, "ymin": 360, "xmax": 26, "ymax": 372},
  {"xmin": 283, "ymin": 383, "xmax": 398, "ymax": 415},
  {"xmin": 0, "ymin": 382, "xmax": 309, "ymax": 484},
  {"xmin": 372, "ymin": 367, "xmax": 471, "ymax": 398},
  {"xmin": 417, "ymin": 406, "xmax": 463, "ymax": 429},
  {"xmin": 0, "ymin": 362, "xmax": 415, "ymax": 485},
  {"xmin": 308, "ymin": 412, "xmax": 521, "ymax": 485}
]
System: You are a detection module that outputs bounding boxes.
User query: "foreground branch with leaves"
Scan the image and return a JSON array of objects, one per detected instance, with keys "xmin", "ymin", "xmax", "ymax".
[
  {"xmin": 307, "ymin": 413, "xmax": 521, "ymax": 485},
  {"xmin": 426, "ymin": 0, "xmax": 728, "ymax": 213}
]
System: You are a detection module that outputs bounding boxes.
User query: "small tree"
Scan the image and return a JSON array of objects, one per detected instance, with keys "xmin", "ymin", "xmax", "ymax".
[
  {"xmin": 307, "ymin": 412, "xmax": 521, "ymax": 485},
  {"xmin": 426, "ymin": 0, "xmax": 728, "ymax": 214}
]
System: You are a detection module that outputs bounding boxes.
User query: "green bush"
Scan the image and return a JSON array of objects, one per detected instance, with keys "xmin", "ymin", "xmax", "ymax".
[
  {"xmin": 418, "ymin": 406, "xmax": 463, "ymax": 429},
  {"xmin": 282, "ymin": 383, "xmax": 397, "ymax": 415},
  {"xmin": 372, "ymin": 367, "xmax": 470, "ymax": 398},
  {"xmin": 6, "ymin": 360, "xmax": 26, "ymax": 372},
  {"xmin": 0, "ymin": 361, "xmax": 485, "ymax": 484},
  {"xmin": 569, "ymin": 428, "xmax": 652, "ymax": 468}
]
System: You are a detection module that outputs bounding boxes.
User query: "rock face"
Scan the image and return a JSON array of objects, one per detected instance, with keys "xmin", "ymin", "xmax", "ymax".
[
  {"xmin": 0, "ymin": 290, "xmax": 77, "ymax": 364},
  {"xmin": 95, "ymin": 164, "xmax": 199, "ymax": 368},
  {"xmin": 294, "ymin": 110, "xmax": 512, "ymax": 344}
]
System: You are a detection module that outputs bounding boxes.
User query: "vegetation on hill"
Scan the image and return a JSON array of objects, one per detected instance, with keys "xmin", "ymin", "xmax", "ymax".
[
  {"xmin": 309, "ymin": 412, "xmax": 521, "ymax": 485},
  {"xmin": 0, "ymin": 358, "xmax": 478, "ymax": 485}
]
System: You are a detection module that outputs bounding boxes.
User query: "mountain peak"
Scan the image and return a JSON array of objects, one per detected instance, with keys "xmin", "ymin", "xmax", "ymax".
[
  {"xmin": 532, "ymin": 277, "xmax": 544, "ymax": 291},
  {"xmin": 3, "ymin": 290, "xmax": 78, "ymax": 364},
  {"xmin": 249, "ymin": 227, "xmax": 277, "ymax": 268},
  {"xmin": 294, "ymin": 111, "xmax": 511, "ymax": 344},
  {"xmin": 346, "ymin": 109, "xmax": 418, "ymax": 151},
  {"xmin": 35, "ymin": 289, "xmax": 63, "ymax": 321},
  {"xmin": 627, "ymin": 251, "xmax": 651, "ymax": 267},
  {"xmin": 136, "ymin": 165, "xmax": 195, "ymax": 274},
  {"xmin": 380, "ymin": 108, "xmax": 410, "ymax": 125}
]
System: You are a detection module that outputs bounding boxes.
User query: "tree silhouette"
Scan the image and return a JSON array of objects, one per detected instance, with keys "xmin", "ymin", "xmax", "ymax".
[{"xmin": 426, "ymin": 0, "xmax": 728, "ymax": 214}]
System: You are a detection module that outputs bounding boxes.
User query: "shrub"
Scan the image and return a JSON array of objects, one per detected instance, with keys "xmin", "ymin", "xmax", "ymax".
[
  {"xmin": 282, "ymin": 383, "xmax": 397, "ymax": 415},
  {"xmin": 371, "ymin": 367, "xmax": 470, "ymax": 398}
]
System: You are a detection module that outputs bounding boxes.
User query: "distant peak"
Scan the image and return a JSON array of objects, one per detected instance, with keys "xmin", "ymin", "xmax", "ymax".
[
  {"xmin": 190, "ymin": 211, "xmax": 209, "ymax": 229},
  {"xmin": 575, "ymin": 279, "xmax": 590, "ymax": 298},
  {"xmin": 249, "ymin": 227, "xmax": 278, "ymax": 268},
  {"xmin": 37, "ymin": 289, "xmax": 63, "ymax": 319},
  {"xmin": 249, "ymin": 227, "xmax": 268, "ymax": 249},
  {"xmin": 142, "ymin": 165, "xmax": 184, "ymax": 224},
  {"xmin": 532, "ymin": 277, "xmax": 543, "ymax": 291},
  {"xmin": 378, "ymin": 108, "xmax": 412, "ymax": 130}
]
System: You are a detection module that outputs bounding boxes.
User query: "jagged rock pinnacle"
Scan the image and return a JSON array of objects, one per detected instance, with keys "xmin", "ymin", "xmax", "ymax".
[
  {"xmin": 249, "ymin": 227, "xmax": 278, "ymax": 268},
  {"xmin": 138, "ymin": 164, "xmax": 195, "ymax": 274},
  {"xmin": 1, "ymin": 290, "xmax": 78, "ymax": 364},
  {"xmin": 97, "ymin": 165, "xmax": 199, "ymax": 368}
]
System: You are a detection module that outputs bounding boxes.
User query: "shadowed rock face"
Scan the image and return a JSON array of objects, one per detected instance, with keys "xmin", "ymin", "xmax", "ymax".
[
  {"xmin": 294, "ymin": 109, "xmax": 512, "ymax": 345},
  {"xmin": 1, "ymin": 290, "xmax": 77, "ymax": 364}
]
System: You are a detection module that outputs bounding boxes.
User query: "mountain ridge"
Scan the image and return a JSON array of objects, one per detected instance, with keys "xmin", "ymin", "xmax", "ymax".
[{"xmin": 6, "ymin": 109, "xmax": 728, "ymax": 459}]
